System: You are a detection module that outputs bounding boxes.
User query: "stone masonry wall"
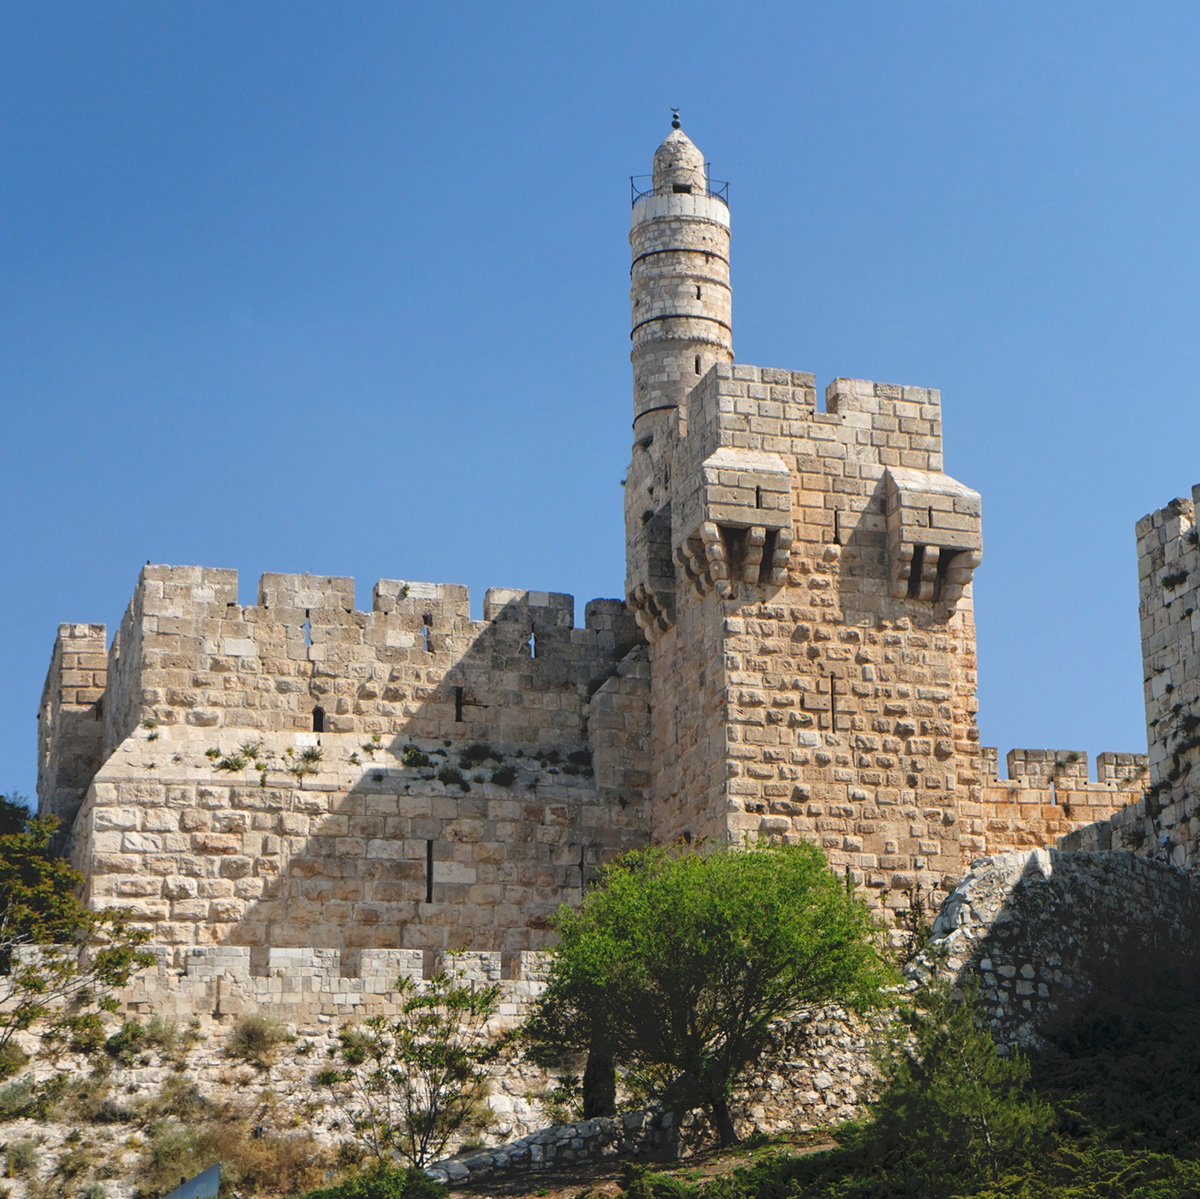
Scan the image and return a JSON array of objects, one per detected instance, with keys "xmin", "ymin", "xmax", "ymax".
[
  {"xmin": 44, "ymin": 570, "xmax": 653, "ymax": 950},
  {"xmin": 632, "ymin": 365, "xmax": 986, "ymax": 909},
  {"xmin": 37, "ymin": 623, "xmax": 108, "ymax": 836},
  {"xmin": 976, "ymin": 746, "xmax": 1146, "ymax": 858},
  {"xmin": 922, "ymin": 848, "xmax": 1200, "ymax": 1049},
  {"xmin": 1059, "ymin": 488, "xmax": 1200, "ymax": 871},
  {"xmin": 113, "ymin": 944, "xmax": 880, "ymax": 1149}
]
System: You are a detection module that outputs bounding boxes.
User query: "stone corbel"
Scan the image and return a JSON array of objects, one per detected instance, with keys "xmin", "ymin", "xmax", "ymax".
[{"xmin": 627, "ymin": 583, "xmax": 673, "ymax": 639}]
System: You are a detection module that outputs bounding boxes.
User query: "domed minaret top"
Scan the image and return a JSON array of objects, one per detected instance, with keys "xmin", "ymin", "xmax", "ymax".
[{"xmin": 651, "ymin": 125, "xmax": 708, "ymax": 197}]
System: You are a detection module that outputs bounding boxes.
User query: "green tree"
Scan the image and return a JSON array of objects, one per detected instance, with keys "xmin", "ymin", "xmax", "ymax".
[
  {"xmin": 316, "ymin": 972, "xmax": 501, "ymax": 1168},
  {"xmin": 0, "ymin": 800, "xmax": 155, "ymax": 1052},
  {"xmin": 527, "ymin": 840, "xmax": 889, "ymax": 1147}
]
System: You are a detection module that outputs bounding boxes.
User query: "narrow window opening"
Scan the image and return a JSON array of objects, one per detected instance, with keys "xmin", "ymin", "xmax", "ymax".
[
  {"xmin": 672, "ymin": 183, "xmax": 692, "ymax": 194},
  {"xmin": 830, "ymin": 672, "xmax": 839, "ymax": 731},
  {"xmin": 454, "ymin": 686, "xmax": 464, "ymax": 722},
  {"xmin": 529, "ymin": 629, "xmax": 537, "ymax": 658},
  {"xmin": 933, "ymin": 548, "xmax": 958, "ymax": 604},
  {"xmin": 755, "ymin": 485, "xmax": 763, "ymax": 509},
  {"xmin": 833, "ymin": 509, "xmax": 842, "ymax": 546},
  {"xmin": 312, "ymin": 706, "xmax": 325, "ymax": 734},
  {"xmin": 758, "ymin": 529, "xmax": 779, "ymax": 584},
  {"xmin": 303, "ymin": 611, "xmax": 311, "ymax": 647},
  {"xmin": 694, "ymin": 355, "xmax": 701, "ymax": 375},
  {"xmin": 425, "ymin": 840, "xmax": 434, "ymax": 903},
  {"xmin": 906, "ymin": 545, "xmax": 927, "ymax": 599},
  {"xmin": 422, "ymin": 613, "xmax": 432, "ymax": 654},
  {"xmin": 579, "ymin": 844, "xmax": 587, "ymax": 899},
  {"xmin": 695, "ymin": 285, "xmax": 702, "ymax": 299},
  {"xmin": 928, "ymin": 505, "xmax": 934, "ymax": 530},
  {"xmin": 718, "ymin": 525, "xmax": 747, "ymax": 584}
]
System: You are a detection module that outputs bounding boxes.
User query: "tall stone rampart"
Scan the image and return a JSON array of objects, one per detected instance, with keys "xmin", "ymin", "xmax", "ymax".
[
  {"xmin": 41, "ymin": 570, "xmax": 653, "ymax": 950},
  {"xmin": 37, "ymin": 623, "xmax": 108, "ymax": 835}
]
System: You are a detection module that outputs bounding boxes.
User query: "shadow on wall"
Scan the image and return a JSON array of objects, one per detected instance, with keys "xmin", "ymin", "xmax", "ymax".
[
  {"xmin": 225, "ymin": 590, "xmax": 653, "ymax": 961},
  {"xmin": 925, "ymin": 849, "xmax": 1200, "ymax": 1052}
]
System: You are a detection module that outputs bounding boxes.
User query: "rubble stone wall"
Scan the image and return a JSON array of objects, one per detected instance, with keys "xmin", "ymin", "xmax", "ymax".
[{"xmin": 924, "ymin": 849, "xmax": 1200, "ymax": 1049}]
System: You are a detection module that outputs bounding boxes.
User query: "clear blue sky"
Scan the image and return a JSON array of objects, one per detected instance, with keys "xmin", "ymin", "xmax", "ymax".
[{"xmin": 3, "ymin": 2, "xmax": 1198, "ymax": 802}]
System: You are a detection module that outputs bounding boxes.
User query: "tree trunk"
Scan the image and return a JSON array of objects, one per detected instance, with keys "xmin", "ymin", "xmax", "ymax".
[
  {"xmin": 582, "ymin": 1047, "xmax": 616, "ymax": 1118},
  {"xmin": 710, "ymin": 1097, "xmax": 739, "ymax": 1147}
]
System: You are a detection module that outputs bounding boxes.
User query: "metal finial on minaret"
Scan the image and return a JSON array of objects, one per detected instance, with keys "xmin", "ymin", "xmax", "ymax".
[{"xmin": 671, "ymin": 108, "xmax": 681, "ymax": 130}]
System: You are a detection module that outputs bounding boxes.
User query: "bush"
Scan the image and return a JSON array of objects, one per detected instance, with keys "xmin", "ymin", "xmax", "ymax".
[
  {"xmin": 435, "ymin": 766, "xmax": 469, "ymax": 792},
  {"xmin": 105, "ymin": 1020, "xmax": 147, "ymax": 1065},
  {"xmin": 317, "ymin": 973, "xmax": 500, "ymax": 1167},
  {"xmin": 0, "ymin": 1044, "xmax": 27, "ymax": 1082},
  {"xmin": 141, "ymin": 1073, "xmax": 213, "ymax": 1121},
  {"xmin": 400, "ymin": 746, "xmax": 430, "ymax": 768},
  {"xmin": 227, "ymin": 1013, "xmax": 292, "ymax": 1069},
  {"xmin": 302, "ymin": 1164, "xmax": 448, "ymax": 1199},
  {"xmin": 0, "ymin": 1077, "xmax": 35, "ymax": 1121},
  {"xmin": 489, "ymin": 766, "xmax": 517, "ymax": 787},
  {"xmin": 459, "ymin": 744, "xmax": 500, "ymax": 769},
  {"xmin": 5, "ymin": 1138, "xmax": 36, "ymax": 1177},
  {"xmin": 137, "ymin": 1115, "xmax": 329, "ymax": 1199}
]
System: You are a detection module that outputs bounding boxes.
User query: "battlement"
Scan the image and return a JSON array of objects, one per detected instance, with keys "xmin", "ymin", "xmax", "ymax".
[
  {"xmin": 981, "ymin": 747, "xmax": 1148, "ymax": 785},
  {"xmin": 41, "ymin": 565, "xmax": 640, "ymax": 755},
  {"xmin": 116, "ymin": 944, "xmax": 550, "ymax": 1030},
  {"xmin": 969, "ymin": 746, "xmax": 1148, "ymax": 861}
]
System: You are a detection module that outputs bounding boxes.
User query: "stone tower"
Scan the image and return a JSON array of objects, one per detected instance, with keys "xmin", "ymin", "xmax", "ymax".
[{"xmin": 626, "ymin": 121, "xmax": 986, "ymax": 903}]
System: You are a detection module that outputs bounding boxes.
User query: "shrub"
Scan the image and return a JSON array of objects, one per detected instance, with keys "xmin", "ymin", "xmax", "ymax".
[
  {"xmin": 137, "ymin": 1114, "xmax": 329, "ymax": 1199},
  {"xmin": 317, "ymin": 972, "xmax": 500, "ymax": 1167},
  {"xmin": 142, "ymin": 1073, "xmax": 213, "ymax": 1121},
  {"xmin": 459, "ymin": 744, "xmax": 500, "ymax": 769},
  {"xmin": 105, "ymin": 1020, "xmax": 147, "ymax": 1065},
  {"xmin": 489, "ymin": 766, "xmax": 517, "ymax": 787},
  {"xmin": 0, "ymin": 1044, "xmax": 27, "ymax": 1081},
  {"xmin": 400, "ymin": 745, "xmax": 430, "ymax": 768},
  {"xmin": 5, "ymin": 1138, "xmax": 36, "ymax": 1177},
  {"xmin": 227, "ymin": 1014, "xmax": 292, "ymax": 1068},
  {"xmin": 143, "ymin": 1015, "xmax": 194, "ymax": 1060},
  {"xmin": 302, "ymin": 1164, "xmax": 448, "ymax": 1199},
  {"xmin": 0, "ymin": 1077, "xmax": 35, "ymax": 1121},
  {"xmin": 436, "ymin": 766, "xmax": 469, "ymax": 792}
]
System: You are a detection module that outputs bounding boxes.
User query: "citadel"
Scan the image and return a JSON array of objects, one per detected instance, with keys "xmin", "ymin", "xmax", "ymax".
[{"xmin": 34, "ymin": 123, "xmax": 1200, "ymax": 1009}]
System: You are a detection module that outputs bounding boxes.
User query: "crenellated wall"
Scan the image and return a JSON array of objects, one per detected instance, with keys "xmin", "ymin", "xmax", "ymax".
[
  {"xmin": 974, "ymin": 747, "xmax": 1147, "ymax": 859},
  {"xmin": 41, "ymin": 570, "xmax": 653, "ymax": 950}
]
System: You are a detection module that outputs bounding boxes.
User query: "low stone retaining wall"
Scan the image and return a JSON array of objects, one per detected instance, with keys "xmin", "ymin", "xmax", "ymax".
[{"xmin": 427, "ymin": 1110, "xmax": 680, "ymax": 1184}]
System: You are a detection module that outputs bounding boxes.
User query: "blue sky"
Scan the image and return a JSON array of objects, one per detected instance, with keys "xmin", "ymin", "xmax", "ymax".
[{"xmin": 3, "ymin": 2, "xmax": 1198, "ymax": 801}]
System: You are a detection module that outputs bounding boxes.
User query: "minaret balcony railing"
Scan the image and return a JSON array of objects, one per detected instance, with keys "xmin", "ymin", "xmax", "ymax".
[{"xmin": 630, "ymin": 172, "xmax": 729, "ymax": 207}]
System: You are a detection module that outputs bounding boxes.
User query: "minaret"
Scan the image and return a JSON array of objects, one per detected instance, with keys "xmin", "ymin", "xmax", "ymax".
[
  {"xmin": 625, "ymin": 117, "xmax": 732, "ymax": 634},
  {"xmin": 629, "ymin": 115, "xmax": 732, "ymax": 431}
]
